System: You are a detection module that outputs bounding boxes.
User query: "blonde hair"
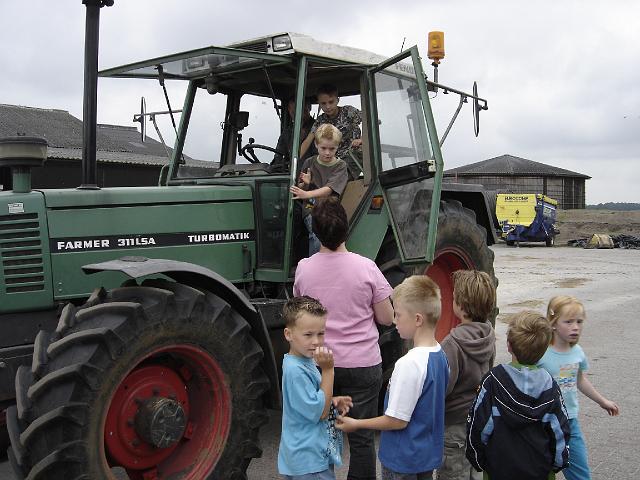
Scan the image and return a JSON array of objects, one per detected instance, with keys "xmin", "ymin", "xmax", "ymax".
[
  {"xmin": 392, "ymin": 275, "xmax": 441, "ymax": 328},
  {"xmin": 507, "ymin": 310, "xmax": 553, "ymax": 365},
  {"xmin": 452, "ymin": 270, "xmax": 496, "ymax": 322},
  {"xmin": 314, "ymin": 123, "xmax": 342, "ymax": 145},
  {"xmin": 547, "ymin": 295, "xmax": 585, "ymax": 346}
]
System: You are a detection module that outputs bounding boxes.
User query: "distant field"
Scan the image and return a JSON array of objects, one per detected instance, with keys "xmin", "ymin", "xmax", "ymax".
[{"xmin": 556, "ymin": 209, "xmax": 640, "ymax": 244}]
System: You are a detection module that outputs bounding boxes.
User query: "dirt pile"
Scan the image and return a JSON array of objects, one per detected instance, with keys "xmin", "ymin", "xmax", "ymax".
[{"xmin": 555, "ymin": 209, "xmax": 640, "ymax": 245}]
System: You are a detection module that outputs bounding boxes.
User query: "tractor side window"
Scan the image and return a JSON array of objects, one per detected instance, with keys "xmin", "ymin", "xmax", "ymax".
[
  {"xmin": 176, "ymin": 88, "xmax": 226, "ymax": 178},
  {"xmin": 256, "ymin": 179, "xmax": 289, "ymax": 268},
  {"xmin": 385, "ymin": 178, "xmax": 432, "ymax": 260},
  {"xmin": 237, "ymin": 94, "xmax": 281, "ymax": 165},
  {"xmin": 373, "ymin": 71, "xmax": 432, "ymax": 172}
]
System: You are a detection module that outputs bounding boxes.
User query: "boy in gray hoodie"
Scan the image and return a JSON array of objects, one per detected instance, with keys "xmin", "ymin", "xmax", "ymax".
[{"xmin": 436, "ymin": 270, "xmax": 496, "ymax": 480}]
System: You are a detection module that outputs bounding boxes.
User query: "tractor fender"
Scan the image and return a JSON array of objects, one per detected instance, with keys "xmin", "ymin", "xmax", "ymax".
[{"xmin": 82, "ymin": 256, "xmax": 280, "ymax": 408}]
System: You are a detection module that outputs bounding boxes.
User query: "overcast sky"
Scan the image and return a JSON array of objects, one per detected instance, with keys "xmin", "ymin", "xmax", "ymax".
[{"xmin": 1, "ymin": 0, "xmax": 638, "ymax": 203}]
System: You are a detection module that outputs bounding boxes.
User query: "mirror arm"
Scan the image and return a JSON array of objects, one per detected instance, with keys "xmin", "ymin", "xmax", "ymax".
[
  {"xmin": 439, "ymin": 95, "xmax": 466, "ymax": 148},
  {"xmin": 425, "ymin": 76, "xmax": 488, "ymax": 110}
]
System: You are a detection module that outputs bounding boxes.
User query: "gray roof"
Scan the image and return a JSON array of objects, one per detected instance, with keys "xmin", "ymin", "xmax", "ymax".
[
  {"xmin": 0, "ymin": 103, "xmax": 214, "ymax": 168},
  {"xmin": 444, "ymin": 154, "xmax": 591, "ymax": 179}
]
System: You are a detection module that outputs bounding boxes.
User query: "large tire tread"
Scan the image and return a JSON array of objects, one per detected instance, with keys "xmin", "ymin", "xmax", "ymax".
[
  {"xmin": 7, "ymin": 444, "xmax": 26, "ymax": 480},
  {"xmin": 20, "ymin": 403, "xmax": 88, "ymax": 449},
  {"xmin": 31, "ymin": 331, "xmax": 55, "ymax": 379},
  {"xmin": 15, "ymin": 367, "xmax": 33, "ymax": 423},
  {"xmin": 5, "ymin": 406, "xmax": 26, "ymax": 470},
  {"xmin": 46, "ymin": 327, "xmax": 125, "ymax": 362},
  {"xmin": 26, "ymin": 440, "xmax": 86, "ymax": 480}
]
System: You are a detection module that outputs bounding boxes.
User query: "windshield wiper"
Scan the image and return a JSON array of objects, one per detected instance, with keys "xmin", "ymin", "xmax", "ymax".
[
  {"xmin": 262, "ymin": 64, "xmax": 280, "ymax": 120},
  {"xmin": 157, "ymin": 64, "xmax": 179, "ymax": 136},
  {"xmin": 156, "ymin": 64, "xmax": 185, "ymax": 164}
]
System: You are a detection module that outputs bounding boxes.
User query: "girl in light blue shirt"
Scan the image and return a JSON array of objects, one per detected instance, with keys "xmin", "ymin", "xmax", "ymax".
[{"xmin": 538, "ymin": 295, "xmax": 619, "ymax": 480}]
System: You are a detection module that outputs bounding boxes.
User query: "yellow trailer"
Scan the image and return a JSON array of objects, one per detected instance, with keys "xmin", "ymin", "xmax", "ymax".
[{"xmin": 496, "ymin": 194, "xmax": 559, "ymax": 246}]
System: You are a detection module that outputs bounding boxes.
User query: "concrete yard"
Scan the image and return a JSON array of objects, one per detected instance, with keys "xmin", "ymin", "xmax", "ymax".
[{"xmin": 1, "ymin": 243, "xmax": 638, "ymax": 479}]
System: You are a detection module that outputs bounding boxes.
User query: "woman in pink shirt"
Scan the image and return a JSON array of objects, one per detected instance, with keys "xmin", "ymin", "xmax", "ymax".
[{"xmin": 294, "ymin": 197, "xmax": 394, "ymax": 480}]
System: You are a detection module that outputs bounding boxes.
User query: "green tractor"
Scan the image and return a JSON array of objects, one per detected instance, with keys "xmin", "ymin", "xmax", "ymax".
[{"xmin": 1, "ymin": 3, "xmax": 497, "ymax": 479}]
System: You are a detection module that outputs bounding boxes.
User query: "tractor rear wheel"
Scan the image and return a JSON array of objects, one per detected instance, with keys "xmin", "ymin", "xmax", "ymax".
[
  {"xmin": 425, "ymin": 200, "xmax": 497, "ymax": 339},
  {"xmin": 7, "ymin": 279, "xmax": 269, "ymax": 480}
]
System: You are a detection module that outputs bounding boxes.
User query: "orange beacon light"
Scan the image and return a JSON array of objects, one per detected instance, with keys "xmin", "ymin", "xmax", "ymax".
[{"xmin": 428, "ymin": 31, "xmax": 445, "ymax": 64}]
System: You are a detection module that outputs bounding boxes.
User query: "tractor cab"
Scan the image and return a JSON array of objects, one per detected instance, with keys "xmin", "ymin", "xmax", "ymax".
[{"xmin": 99, "ymin": 33, "xmax": 445, "ymax": 274}]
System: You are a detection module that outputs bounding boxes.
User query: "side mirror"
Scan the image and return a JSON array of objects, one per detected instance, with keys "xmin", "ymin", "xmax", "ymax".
[
  {"xmin": 472, "ymin": 82, "xmax": 483, "ymax": 137},
  {"xmin": 234, "ymin": 111, "xmax": 249, "ymax": 131}
]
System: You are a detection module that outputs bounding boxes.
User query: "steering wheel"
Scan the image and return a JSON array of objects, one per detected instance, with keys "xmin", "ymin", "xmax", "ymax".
[{"xmin": 240, "ymin": 139, "xmax": 287, "ymax": 164}]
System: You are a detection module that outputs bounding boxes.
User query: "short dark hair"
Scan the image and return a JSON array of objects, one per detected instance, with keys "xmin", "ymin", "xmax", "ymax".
[
  {"xmin": 311, "ymin": 197, "xmax": 348, "ymax": 251},
  {"xmin": 282, "ymin": 296, "xmax": 327, "ymax": 328},
  {"xmin": 317, "ymin": 83, "xmax": 338, "ymax": 97}
]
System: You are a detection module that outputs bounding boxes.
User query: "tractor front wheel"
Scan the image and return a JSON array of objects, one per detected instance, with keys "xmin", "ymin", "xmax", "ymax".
[{"xmin": 7, "ymin": 279, "xmax": 269, "ymax": 480}]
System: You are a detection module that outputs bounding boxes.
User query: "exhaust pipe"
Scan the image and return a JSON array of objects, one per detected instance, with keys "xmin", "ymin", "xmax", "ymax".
[{"xmin": 79, "ymin": 0, "xmax": 114, "ymax": 190}]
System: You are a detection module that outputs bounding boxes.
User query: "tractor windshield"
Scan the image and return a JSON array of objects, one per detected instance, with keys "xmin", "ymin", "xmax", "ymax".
[{"xmin": 100, "ymin": 47, "xmax": 294, "ymax": 176}]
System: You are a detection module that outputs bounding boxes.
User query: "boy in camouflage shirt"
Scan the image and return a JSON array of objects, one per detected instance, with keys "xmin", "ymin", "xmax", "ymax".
[{"xmin": 300, "ymin": 84, "xmax": 362, "ymax": 177}]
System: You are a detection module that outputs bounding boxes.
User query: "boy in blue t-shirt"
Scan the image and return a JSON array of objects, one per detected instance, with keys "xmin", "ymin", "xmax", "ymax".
[
  {"xmin": 278, "ymin": 296, "xmax": 353, "ymax": 480},
  {"xmin": 337, "ymin": 276, "xmax": 449, "ymax": 479}
]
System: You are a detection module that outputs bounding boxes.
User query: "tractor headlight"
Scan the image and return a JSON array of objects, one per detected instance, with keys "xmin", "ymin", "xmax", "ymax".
[{"xmin": 272, "ymin": 34, "xmax": 292, "ymax": 52}]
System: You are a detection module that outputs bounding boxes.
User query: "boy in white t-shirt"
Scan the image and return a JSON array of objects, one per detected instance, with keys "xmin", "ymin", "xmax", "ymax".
[{"xmin": 337, "ymin": 275, "xmax": 449, "ymax": 479}]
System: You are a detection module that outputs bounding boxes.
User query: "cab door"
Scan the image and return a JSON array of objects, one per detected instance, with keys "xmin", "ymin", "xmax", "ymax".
[{"xmin": 368, "ymin": 47, "xmax": 444, "ymax": 265}]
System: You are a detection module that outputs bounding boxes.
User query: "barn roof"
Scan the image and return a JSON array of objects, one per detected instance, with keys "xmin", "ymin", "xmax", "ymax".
[
  {"xmin": 0, "ymin": 103, "xmax": 213, "ymax": 168},
  {"xmin": 444, "ymin": 154, "xmax": 591, "ymax": 179}
]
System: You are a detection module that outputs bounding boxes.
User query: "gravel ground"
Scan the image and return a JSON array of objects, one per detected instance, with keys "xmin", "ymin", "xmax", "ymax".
[{"xmin": 1, "ymin": 243, "xmax": 638, "ymax": 479}]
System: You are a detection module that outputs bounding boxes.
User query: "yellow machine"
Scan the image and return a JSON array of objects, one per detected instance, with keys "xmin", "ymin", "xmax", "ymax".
[{"xmin": 496, "ymin": 194, "xmax": 559, "ymax": 246}]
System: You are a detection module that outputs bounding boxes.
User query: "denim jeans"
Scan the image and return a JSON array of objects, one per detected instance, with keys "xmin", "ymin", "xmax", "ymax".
[
  {"xmin": 304, "ymin": 214, "xmax": 321, "ymax": 256},
  {"xmin": 333, "ymin": 364, "xmax": 383, "ymax": 480},
  {"xmin": 563, "ymin": 418, "xmax": 591, "ymax": 480}
]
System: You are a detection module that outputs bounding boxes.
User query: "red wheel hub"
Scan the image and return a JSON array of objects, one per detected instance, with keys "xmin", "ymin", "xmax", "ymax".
[
  {"xmin": 104, "ymin": 345, "xmax": 231, "ymax": 479},
  {"xmin": 426, "ymin": 247, "xmax": 474, "ymax": 341}
]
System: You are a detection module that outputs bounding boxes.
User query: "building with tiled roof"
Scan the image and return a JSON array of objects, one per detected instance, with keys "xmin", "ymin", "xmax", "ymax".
[
  {"xmin": 444, "ymin": 154, "xmax": 591, "ymax": 209},
  {"xmin": 0, "ymin": 104, "xmax": 215, "ymax": 189}
]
